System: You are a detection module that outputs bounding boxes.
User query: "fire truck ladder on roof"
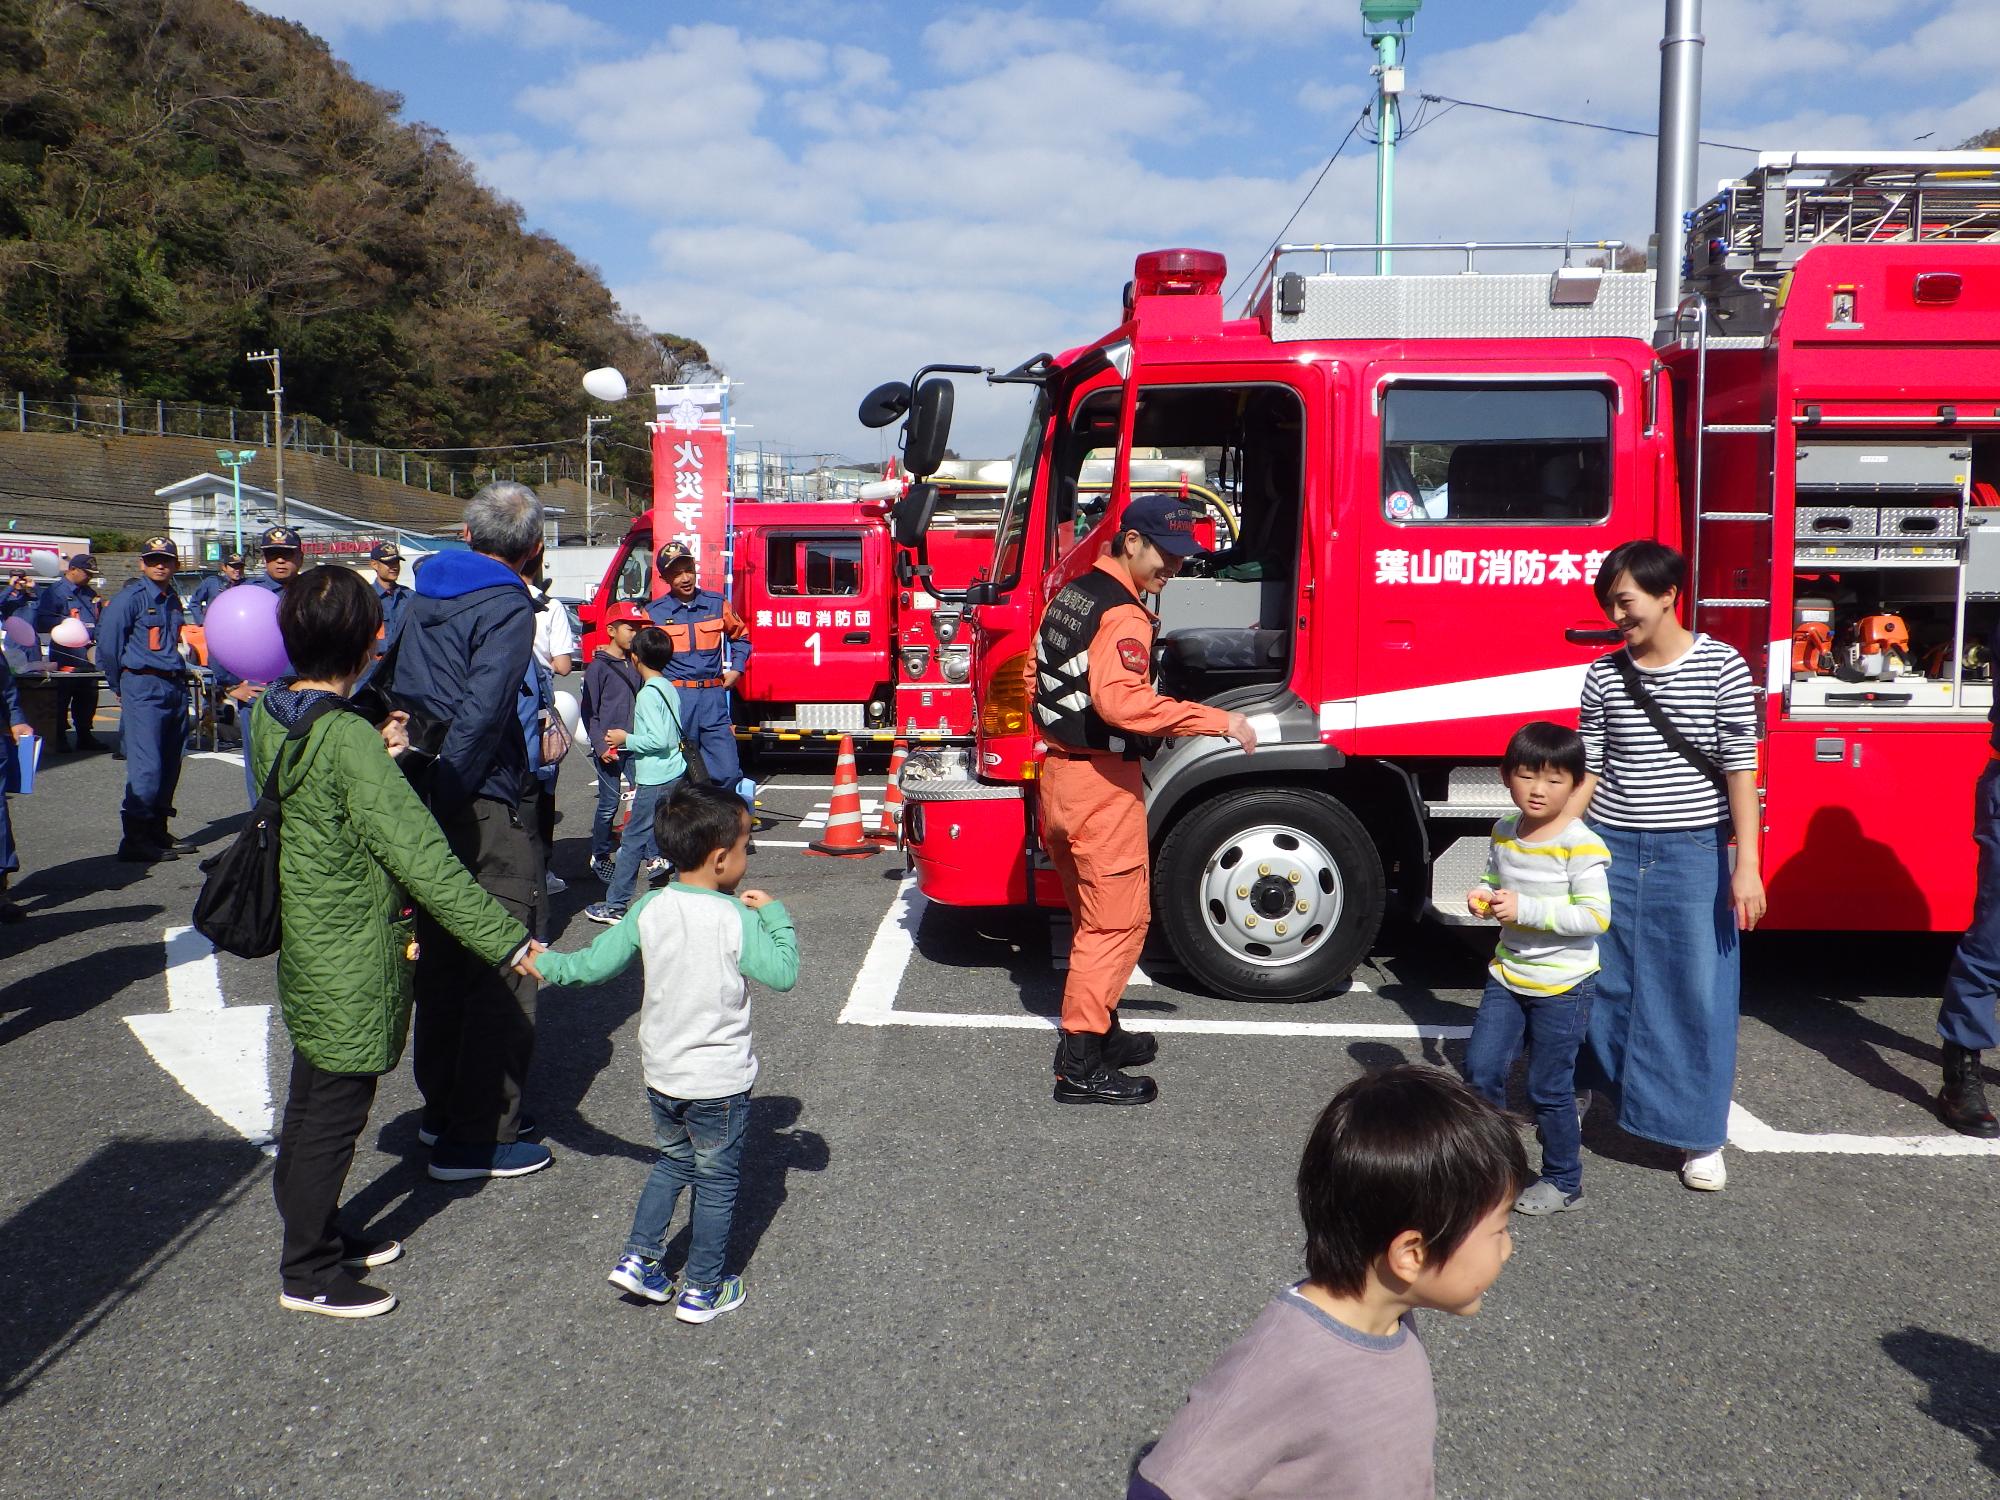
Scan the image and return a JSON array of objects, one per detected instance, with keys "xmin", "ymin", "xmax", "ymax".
[
  {"xmin": 1675, "ymin": 296, "xmax": 1774, "ymax": 665},
  {"xmin": 1686, "ymin": 151, "xmax": 2000, "ymax": 336}
]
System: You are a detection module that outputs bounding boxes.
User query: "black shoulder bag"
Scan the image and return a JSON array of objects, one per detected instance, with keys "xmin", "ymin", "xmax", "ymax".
[
  {"xmin": 192, "ymin": 700, "xmax": 345, "ymax": 957},
  {"xmin": 349, "ymin": 618, "xmax": 450, "ymax": 790},
  {"xmin": 658, "ymin": 682, "xmax": 711, "ymax": 785},
  {"xmin": 1608, "ymin": 652, "xmax": 1727, "ymax": 791}
]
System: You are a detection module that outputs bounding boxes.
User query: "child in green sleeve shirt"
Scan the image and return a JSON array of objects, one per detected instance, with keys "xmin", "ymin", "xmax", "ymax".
[
  {"xmin": 529, "ymin": 781, "xmax": 798, "ymax": 1323},
  {"xmin": 586, "ymin": 625, "xmax": 687, "ymax": 924}
]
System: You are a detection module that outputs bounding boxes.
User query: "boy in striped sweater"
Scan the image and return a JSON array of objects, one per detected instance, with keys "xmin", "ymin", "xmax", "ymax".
[{"xmin": 1462, "ymin": 721, "xmax": 1611, "ymax": 1214}]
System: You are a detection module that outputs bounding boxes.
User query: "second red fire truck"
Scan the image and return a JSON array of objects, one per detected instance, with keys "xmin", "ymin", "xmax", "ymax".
[{"xmin": 883, "ymin": 151, "xmax": 2000, "ymax": 1003}]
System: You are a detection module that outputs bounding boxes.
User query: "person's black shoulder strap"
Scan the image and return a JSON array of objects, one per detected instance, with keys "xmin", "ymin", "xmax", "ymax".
[
  {"xmin": 1607, "ymin": 651, "xmax": 1727, "ymax": 791},
  {"xmin": 252, "ymin": 698, "xmax": 349, "ymax": 808}
]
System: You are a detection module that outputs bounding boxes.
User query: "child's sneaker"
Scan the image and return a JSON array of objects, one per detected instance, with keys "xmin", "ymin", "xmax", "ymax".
[
  {"xmin": 673, "ymin": 1275, "xmax": 745, "ymax": 1324},
  {"xmin": 589, "ymin": 854, "xmax": 616, "ymax": 884},
  {"xmin": 643, "ymin": 857, "xmax": 671, "ymax": 884},
  {"xmin": 608, "ymin": 1253, "xmax": 673, "ymax": 1303},
  {"xmin": 1513, "ymin": 1180, "xmax": 1583, "ymax": 1215},
  {"xmin": 584, "ymin": 901, "xmax": 626, "ymax": 925}
]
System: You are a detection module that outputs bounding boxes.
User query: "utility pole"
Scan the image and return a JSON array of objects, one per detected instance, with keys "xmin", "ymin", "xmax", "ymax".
[
  {"xmin": 584, "ymin": 414, "xmax": 611, "ymax": 544},
  {"xmin": 1653, "ymin": 0, "xmax": 1705, "ymax": 330},
  {"xmin": 1360, "ymin": 1, "xmax": 1421, "ymax": 274},
  {"xmin": 246, "ymin": 349, "xmax": 286, "ymax": 524}
]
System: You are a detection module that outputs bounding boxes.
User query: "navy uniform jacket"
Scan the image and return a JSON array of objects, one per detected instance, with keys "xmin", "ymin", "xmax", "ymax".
[
  {"xmin": 0, "ymin": 586, "xmax": 33, "ymax": 621},
  {"xmin": 375, "ymin": 581, "xmax": 412, "ymax": 645},
  {"xmin": 645, "ymin": 588, "xmax": 751, "ymax": 682},
  {"xmin": 33, "ymin": 577, "xmax": 99, "ymax": 670},
  {"xmin": 186, "ymin": 573, "xmax": 240, "ymax": 624},
  {"xmin": 247, "ymin": 572, "xmax": 287, "ymax": 595},
  {"xmin": 96, "ymin": 581, "xmax": 187, "ymax": 697}
]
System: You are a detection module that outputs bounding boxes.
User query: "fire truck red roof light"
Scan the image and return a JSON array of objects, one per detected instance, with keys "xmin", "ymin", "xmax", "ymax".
[
  {"xmin": 1134, "ymin": 248, "xmax": 1227, "ymax": 297},
  {"xmin": 1913, "ymin": 271, "xmax": 1962, "ymax": 304}
]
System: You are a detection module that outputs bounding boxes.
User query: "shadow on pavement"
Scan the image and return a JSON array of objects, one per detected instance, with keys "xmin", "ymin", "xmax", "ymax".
[
  {"xmin": 642, "ymin": 1095, "xmax": 827, "ymax": 1282},
  {"xmin": 1882, "ymin": 1327, "xmax": 2000, "ymax": 1476},
  {"xmin": 0, "ymin": 1137, "xmax": 266, "ymax": 1408},
  {"xmin": 0, "ymin": 917, "xmax": 168, "ymax": 1047}
]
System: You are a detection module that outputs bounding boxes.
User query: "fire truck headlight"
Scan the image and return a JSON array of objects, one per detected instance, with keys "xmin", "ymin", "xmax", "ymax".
[
  {"xmin": 940, "ymin": 644, "xmax": 972, "ymax": 683},
  {"xmin": 904, "ymin": 746, "xmax": 973, "ymax": 783}
]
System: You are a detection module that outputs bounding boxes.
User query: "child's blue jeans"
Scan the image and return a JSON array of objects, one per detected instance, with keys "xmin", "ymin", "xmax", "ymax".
[
  {"xmin": 626, "ymin": 1088, "xmax": 748, "ymax": 1290},
  {"xmin": 1463, "ymin": 972, "xmax": 1596, "ymax": 1195},
  {"xmin": 603, "ymin": 777, "xmax": 677, "ymax": 909},
  {"xmin": 589, "ymin": 752, "xmax": 628, "ymax": 859}
]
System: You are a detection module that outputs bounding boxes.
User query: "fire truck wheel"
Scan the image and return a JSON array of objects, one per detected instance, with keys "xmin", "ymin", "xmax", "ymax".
[{"xmin": 1155, "ymin": 787, "xmax": 1385, "ymax": 1004}]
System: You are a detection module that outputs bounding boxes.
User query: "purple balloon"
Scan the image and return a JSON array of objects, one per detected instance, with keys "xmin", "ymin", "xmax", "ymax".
[
  {"xmin": 204, "ymin": 584, "xmax": 292, "ymax": 683},
  {"xmin": 0, "ymin": 616, "xmax": 33, "ymax": 649}
]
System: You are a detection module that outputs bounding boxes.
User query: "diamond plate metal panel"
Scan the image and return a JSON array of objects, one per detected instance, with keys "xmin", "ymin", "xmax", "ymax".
[{"xmin": 1271, "ymin": 271, "xmax": 1655, "ymax": 343}]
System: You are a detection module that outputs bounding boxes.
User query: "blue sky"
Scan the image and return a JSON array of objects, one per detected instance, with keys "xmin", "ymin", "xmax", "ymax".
[{"xmin": 252, "ymin": 0, "xmax": 2000, "ymax": 458}]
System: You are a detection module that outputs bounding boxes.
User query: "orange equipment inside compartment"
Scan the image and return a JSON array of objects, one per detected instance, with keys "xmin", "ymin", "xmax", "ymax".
[
  {"xmin": 180, "ymin": 623, "xmax": 208, "ymax": 666},
  {"xmin": 1791, "ymin": 622, "xmax": 1835, "ymax": 676}
]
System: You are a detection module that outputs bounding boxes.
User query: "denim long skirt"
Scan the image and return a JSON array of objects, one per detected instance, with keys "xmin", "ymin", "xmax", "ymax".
[{"xmin": 1578, "ymin": 822, "xmax": 1740, "ymax": 1151}]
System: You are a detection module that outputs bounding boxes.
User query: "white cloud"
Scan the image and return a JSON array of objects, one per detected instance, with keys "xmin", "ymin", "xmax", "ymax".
[{"xmin": 251, "ymin": 0, "xmax": 610, "ymax": 48}]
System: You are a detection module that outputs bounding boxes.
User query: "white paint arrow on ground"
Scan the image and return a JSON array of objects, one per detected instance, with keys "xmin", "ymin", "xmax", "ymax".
[
  {"xmin": 125, "ymin": 927, "xmax": 275, "ymax": 1150},
  {"xmin": 1727, "ymin": 1100, "xmax": 2000, "ymax": 1157}
]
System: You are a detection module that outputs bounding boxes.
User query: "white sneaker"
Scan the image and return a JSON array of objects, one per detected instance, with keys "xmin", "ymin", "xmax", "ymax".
[
  {"xmin": 1680, "ymin": 1149, "xmax": 1727, "ymax": 1192},
  {"xmin": 545, "ymin": 872, "xmax": 568, "ymax": 895}
]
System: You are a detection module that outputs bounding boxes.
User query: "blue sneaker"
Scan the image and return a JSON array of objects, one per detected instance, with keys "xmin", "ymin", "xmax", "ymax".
[
  {"xmin": 607, "ymin": 1253, "xmax": 673, "ymax": 1303},
  {"xmin": 673, "ymin": 1275, "xmax": 745, "ymax": 1324},
  {"xmin": 427, "ymin": 1140, "xmax": 554, "ymax": 1182},
  {"xmin": 584, "ymin": 901, "xmax": 626, "ymax": 926}
]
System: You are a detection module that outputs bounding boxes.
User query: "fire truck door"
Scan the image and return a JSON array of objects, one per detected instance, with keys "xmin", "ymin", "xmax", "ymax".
[
  {"xmin": 1357, "ymin": 378, "xmax": 1636, "ymax": 753},
  {"xmin": 740, "ymin": 527, "xmax": 885, "ymax": 702}
]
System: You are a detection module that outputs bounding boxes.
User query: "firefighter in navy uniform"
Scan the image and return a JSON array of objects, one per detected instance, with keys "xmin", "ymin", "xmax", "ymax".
[
  {"xmin": 645, "ymin": 545, "xmax": 750, "ymax": 788},
  {"xmin": 33, "ymin": 553, "xmax": 104, "ymax": 751},
  {"xmin": 229, "ymin": 526, "xmax": 303, "ymax": 803},
  {"xmin": 1034, "ymin": 496, "xmax": 1257, "ymax": 1105},
  {"xmin": 368, "ymin": 540, "xmax": 412, "ymax": 654},
  {"xmin": 97, "ymin": 537, "xmax": 195, "ymax": 863},
  {"xmin": 186, "ymin": 552, "xmax": 246, "ymax": 623}
]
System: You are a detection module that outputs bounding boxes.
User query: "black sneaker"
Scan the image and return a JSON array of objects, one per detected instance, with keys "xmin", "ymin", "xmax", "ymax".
[
  {"xmin": 1052, "ymin": 1031, "xmax": 1158, "ymax": 1107},
  {"xmin": 279, "ymin": 1277, "xmax": 397, "ymax": 1319},
  {"xmin": 338, "ymin": 1237, "xmax": 404, "ymax": 1271},
  {"xmin": 116, "ymin": 838, "xmax": 176, "ymax": 864}
]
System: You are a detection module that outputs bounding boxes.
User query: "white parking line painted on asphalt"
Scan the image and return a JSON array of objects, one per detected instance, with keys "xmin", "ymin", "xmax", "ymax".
[
  {"xmin": 837, "ymin": 880, "xmax": 1423, "ymax": 1036},
  {"xmin": 1727, "ymin": 1100, "xmax": 2000, "ymax": 1157},
  {"xmin": 125, "ymin": 927, "xmax": 276, "ymax": 1150},
  {"xmin": 190, "ymin": 750, "xmax": 245, "ymax": 766}
]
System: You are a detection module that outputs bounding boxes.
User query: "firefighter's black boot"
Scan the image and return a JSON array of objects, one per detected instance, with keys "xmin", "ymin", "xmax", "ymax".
[
  {"xmin": 1939, "ymin": 1042, "xmax": 1999, "ymax": 1138},
  {"xmin": 1101, "ymin": 1010, "xmax": 1157, "ymax": 1070},
  {"xmin": 117, "ymin": 814, "xmax": 176, "ymax": 864},
  {"xmin": 151, "ymin": 817, "xmax": 198, "ymax": 856},
  {"xmin": 1052, "ymin": 1030, "xmax": 1157, "ymax": 1107}
]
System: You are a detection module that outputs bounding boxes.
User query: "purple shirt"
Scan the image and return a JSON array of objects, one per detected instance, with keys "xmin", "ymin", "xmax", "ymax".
[{"xmin": 1136, "ymin": 1287, "xmax": 1437, "ymax": 1500}]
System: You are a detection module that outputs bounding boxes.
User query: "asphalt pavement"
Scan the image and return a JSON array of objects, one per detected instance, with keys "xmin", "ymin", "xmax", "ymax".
[{"xmin": 2, "ymin": 727, "xmax": 1998, "ymax": 1499}]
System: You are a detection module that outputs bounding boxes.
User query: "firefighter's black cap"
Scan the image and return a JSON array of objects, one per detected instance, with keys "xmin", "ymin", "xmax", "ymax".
[{"xmin": 1120, "ymin": 495, "xmax": 1207, "ymax": 558}]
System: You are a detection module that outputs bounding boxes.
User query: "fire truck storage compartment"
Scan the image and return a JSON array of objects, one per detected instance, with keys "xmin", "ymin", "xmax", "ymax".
[{"xmin": 1787, "ymin": 437, "xmax": 1990, "ymax": 717}]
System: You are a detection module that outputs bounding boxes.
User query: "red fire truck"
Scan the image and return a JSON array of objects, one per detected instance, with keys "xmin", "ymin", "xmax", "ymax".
[
  {"xmin": 578, "ymin": 468, "xmax": 1234, "ymax": 750},
  {"xmin": 885, "ymin": 151, "xmax": 2000, "ymax": 1003}
]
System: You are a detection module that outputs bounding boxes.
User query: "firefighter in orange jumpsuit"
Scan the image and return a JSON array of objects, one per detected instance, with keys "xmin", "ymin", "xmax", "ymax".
[{"xmin": 1034, "ymin": 495, "xmax": 1256, "ymax": 1105}]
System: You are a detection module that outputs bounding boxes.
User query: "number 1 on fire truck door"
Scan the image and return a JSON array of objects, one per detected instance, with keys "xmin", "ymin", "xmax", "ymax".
[{"xmin": 1364, "ymin": 379, "xmax": 1636, "ymax": 749}]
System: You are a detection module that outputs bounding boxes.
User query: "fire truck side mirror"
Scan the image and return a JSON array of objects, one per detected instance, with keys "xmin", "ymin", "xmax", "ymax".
[
  {"xmin": 893, "ymin": 483, "xmax": 941, "ymax": 549},
  {"xmin": 903, "ymin": 378, "xmax": 956, "ymax": 478},
  {"xmin": 857, "ymin": 381, "xmax": 911, "ymax": 429}
]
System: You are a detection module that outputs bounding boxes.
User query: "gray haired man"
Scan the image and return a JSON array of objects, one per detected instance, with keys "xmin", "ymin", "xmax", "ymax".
[{"xmin": 387, "ymin": 482, "xmax": 552, "ymax": 1179}]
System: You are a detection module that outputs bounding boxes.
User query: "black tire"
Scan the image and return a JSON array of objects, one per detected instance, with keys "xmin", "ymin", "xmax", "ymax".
[{"xmin": 1154, "ymin": 787, "xmax": 1385, "ymax": 1003}]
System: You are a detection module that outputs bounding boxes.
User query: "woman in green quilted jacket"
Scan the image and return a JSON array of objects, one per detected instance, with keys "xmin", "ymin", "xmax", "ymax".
[{"xmin": 252, "ymin": 566, "xmax": 538, "ymax": 1320}]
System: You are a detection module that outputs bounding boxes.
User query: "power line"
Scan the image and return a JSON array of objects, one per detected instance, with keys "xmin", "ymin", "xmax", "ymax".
[
  {"xmin": 1415, "ymin": 93, "xmax": 1764, "ymax": 153},
  {"xmin": 1228, "ymin": 107, "xmax": 1371, "ymax": 306}
]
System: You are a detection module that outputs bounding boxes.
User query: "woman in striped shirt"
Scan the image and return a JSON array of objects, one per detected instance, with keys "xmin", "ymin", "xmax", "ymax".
[{"xmin": 1573, "ymin": 540, "xmax": 1765, "ymax": 1192}]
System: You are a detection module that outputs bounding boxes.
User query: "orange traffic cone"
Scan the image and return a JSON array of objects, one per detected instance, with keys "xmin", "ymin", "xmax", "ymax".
[
  {"xmin": 809, "ymin": 736, "xmax": 879, "ymax": 857},
  {"xmin": 870, "ymin": 740, "xmax": 909, "ymax": 841}
]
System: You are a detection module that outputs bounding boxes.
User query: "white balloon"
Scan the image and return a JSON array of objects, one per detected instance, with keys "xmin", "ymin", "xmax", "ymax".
[
  {"xmin": 582, "ymin": 366, "xmax": 629, "ymax": 403},
  {"xmin": 29, "ymin": 551, "xmax": 63, "ymax": 579},
  {"xmin": 554, "ymin": 687, "xmax": 584, "ymax": 743},
  {"xmin": 50, "ymin": 618, "xmax": 89, "ymax": 649}
]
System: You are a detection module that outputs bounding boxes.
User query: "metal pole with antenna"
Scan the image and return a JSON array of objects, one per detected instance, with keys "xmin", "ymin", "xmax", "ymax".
[
  {"xmin": 246, "ymin": 350, "xmax": 285, "ymax": 525},
  {"xmin": 1361, "ymin": 0, "xmax": 1421, "ymax": 275}
]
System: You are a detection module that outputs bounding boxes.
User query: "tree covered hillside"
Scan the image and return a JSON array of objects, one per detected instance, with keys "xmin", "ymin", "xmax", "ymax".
[{"xmin": 0, "ymin": 0, "xmax": 702, "ymax": 487}]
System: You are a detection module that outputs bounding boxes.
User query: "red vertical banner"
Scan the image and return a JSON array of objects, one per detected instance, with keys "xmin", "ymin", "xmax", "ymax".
[{"xmin": 649, "ymin": 382, "xmax": 731, "ymax": 599}]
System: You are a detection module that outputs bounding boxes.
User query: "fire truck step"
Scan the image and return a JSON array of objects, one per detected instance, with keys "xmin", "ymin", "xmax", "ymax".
[
  {"xmin": 1423, "ymin": 767, "xmax": 1515, "ymax": 819},
  {"xmin": 1428, "ymin": 835, "xmax": 1498, "ymax": 926},
  {"xmin": 1702, "ymin": 423, "xmax": 1777, "ymax": 434},
  {"xmin": 1694, "ymin": 597, "xmax": 1770, "ymax": 609},
  {"xmin": 1698, "ymin": 511, "xmax": 1774, "ymax": 521}
]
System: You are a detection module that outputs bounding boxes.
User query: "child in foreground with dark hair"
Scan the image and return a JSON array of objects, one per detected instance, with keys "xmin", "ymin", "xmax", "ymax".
[
  {"xmin": 529, "ymin": 782, "xmax": 798, "ymax": 1323},
  {"xmin": 1462, "ymin": 720, "xmax": 1610, "ymax": 1214},
  {"xmin": 1131, "ymin": 1066, "xmax": 1529, "ymax": 1500}
]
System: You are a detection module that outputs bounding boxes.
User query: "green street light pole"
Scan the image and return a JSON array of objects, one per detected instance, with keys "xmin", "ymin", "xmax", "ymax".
[
  {"xmin": 1360, "ymin": 0, "xmax": 1422, "ymax": 274},
  {"xmin": 216, "ymin": 447, "xmax": 257, "ymax": 556}
]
